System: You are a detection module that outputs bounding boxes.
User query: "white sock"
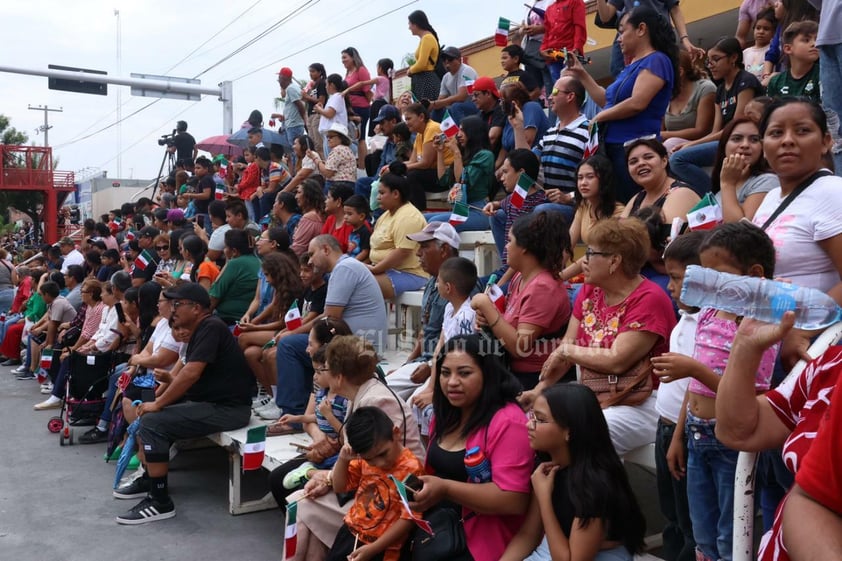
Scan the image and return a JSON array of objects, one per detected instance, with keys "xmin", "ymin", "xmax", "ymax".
[
  {"xmin": 44, "ymin": 395, "xmax": 61, "ymax": 405},
  {"xmin": 96, "ymin": 419, "xmax": 108, "ymax": 432},
  {"xmin": 270, "ymin": 385, "xmax": 277, "ymax": 398}
]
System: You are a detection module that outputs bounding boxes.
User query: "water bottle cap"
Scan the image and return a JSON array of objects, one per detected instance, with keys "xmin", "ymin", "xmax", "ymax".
[{"xmin": 465, "ymin": 446, "xmax": 480, "ymax": 457}]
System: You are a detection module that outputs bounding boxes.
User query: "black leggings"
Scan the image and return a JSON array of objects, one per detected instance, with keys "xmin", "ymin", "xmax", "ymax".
[{"xmin": 268, "ymin": 455, "xmax": 309, "ymax": 511}]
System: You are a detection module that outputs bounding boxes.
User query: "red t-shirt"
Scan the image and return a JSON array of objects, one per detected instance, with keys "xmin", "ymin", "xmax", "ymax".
[
  {"xmin": 759, "ymin": 346, "xmax": 842, "ymax": 561},
  {"xmin": 321, "ymin": 214, "xmax": 353, "ymax": 254},
  {"xmin": 503, "ymin": 270, "xmax": 570, "ymax": 374},
  {"xmin": 573, "ymin": 279, "xmax": 676, "ymax": 360},
  {"xmin": 541, "ymin": 0, "xmax": 587, "ymax": 53},
  {"xmin": 238, "ymin": 162, "xmax": 260, "ymax": 200},
  {"xmin": 345, "ymin": 67, "xmax": 372, "ymax": 109}
]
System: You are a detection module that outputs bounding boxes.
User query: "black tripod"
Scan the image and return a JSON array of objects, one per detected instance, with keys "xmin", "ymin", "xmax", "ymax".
[{"xmin": 149, "ymin": 146, "xmax": 176, "ymax": 204}]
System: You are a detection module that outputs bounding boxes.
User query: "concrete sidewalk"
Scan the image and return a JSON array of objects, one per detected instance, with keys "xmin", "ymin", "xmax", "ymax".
[{"xmin": 0, "ymin": 363, "xmax": 281, "ymax": 561}]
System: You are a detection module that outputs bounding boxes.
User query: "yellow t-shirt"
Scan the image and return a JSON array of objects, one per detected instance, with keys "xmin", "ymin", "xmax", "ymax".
[
  {"xmin": 369, "ymin": 203, "xmax": 430, "ymax": 278},
  {"xmin": 413, "ymin": 120, "xmax": 454, "ymax": 169}
]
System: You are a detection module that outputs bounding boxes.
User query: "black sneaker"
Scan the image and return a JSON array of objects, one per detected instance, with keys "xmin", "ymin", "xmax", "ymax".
[
  {"xmin": 78, "ymin": 427, "xmax": 109, "ymax": 444},
  {"xmin": 15, "ymin": 371, "xmax": 36, "ymax": 380},
  {"xmin": 113, "ymin": 475, "xmax": 150, "ymax": 499},
  {"xmin": 115, "ymin": 496, "xmax": 175, "ymax": 525}
]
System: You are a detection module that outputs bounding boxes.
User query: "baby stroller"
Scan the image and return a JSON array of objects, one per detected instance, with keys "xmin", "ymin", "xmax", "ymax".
[{"xmin": 47, "ymin": 351, "xmax": 119, "ymax": 446}]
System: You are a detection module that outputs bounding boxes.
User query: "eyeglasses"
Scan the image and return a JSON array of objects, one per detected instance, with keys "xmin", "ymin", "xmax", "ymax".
[
  {"xmin": 585, "ymin": 248, "xmax": 613, "ymax": 260},
  {"xmin": 526, "ymin": 410, "xmax": 551, "ymax": 427},
  {"xmin": 171, "ymin": 300, "xmax": 198, "ymax": 309},
  {"xmin": 155, "ymin": 246, "xmax": 169, "ymax": 251},
  {"xmin": 706, "ymin": 55, "xmax": 726, "ymax": 66},
  {"xmin": 551, "ymin": 88, "xmax": 573, "ymax": 96}
]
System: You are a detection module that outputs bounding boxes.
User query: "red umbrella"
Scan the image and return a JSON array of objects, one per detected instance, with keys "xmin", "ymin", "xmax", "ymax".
[{"xmin": 197, "ymin": 135, "xmax": 243, "ymax": 157}]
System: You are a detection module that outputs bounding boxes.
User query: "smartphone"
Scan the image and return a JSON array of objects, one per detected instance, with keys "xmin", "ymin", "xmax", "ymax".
[
  {"xmin": 196, "ymin": 215, "xmax": 206, "ymax": 229},
  {"xmin": 115, "ymin": 302, "xmax": 126, "ymax": 324},
  {"xmin": 403, "ymin": 473, "xmax": 423, "ymax": 500},
  {"xmin": 433, "ymin": 133, "xmax": 447, "ymax": 145}
]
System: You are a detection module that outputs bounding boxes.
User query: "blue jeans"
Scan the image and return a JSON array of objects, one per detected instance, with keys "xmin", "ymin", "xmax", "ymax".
[
  {"xmin": 534, "ymin": 202, "xmax": 575, "ymax": 227},
  {"xmin": 284, "ymin": 124, "xmax": 306, "ymax": 168},
  {"xmin": 604, "ymin": 142, "xmax": 640, "ymax": 204},
  {"xmin": 432, "ymin": 100, "xmax": 479, "ymax": 125},
  {"xmin": 656, "ymin": 418, "xmax": 696, "ymax": 561},
  {"xmin": 686, "ymin": 410, "xmax": 738, "ymax": 561},
  {"xmin": 669, "ymin": 141, "xmax": 717, "ymax": 196},
  {"xmin": 274, "ymin": 334, "xmax": 313, "ymax": 416},
  {"xmin": 820, "ymin": 43, "xmax": 842, "ymax": 175},
  {"xmin": 355, "ymin": 176, "xmax": 376, "ymax": 202},
  {"xmin": 425, "ymin": 201, "xmax": 489, "ymax": 232},
  {"xmin": 0, "ymin": 288, "xmax": 14, "ymax": 314},
  {"xmin": 490, "ymin": 208, "xmax": 507, "ymax": 263}
]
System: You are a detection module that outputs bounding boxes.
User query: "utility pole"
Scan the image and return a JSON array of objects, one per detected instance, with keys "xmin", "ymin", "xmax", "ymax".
[
  {"xmin": 114, "ymin": 9, "xmax": 122, "ymax": 178},
  {"xmin": 28, "ymin": 104, "xmax": 63, "ymax": 147}
]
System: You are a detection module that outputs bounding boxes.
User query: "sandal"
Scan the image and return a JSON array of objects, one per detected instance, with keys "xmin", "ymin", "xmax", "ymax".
[{"xmin": 267, "ymin": 422, "xmax": 302, "ymax": 437}]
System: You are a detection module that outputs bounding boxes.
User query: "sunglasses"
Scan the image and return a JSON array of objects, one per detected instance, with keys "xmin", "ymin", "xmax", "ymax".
[{"xmin": 155, "ymin": 246, "xmax": 169, "ymax": 251}]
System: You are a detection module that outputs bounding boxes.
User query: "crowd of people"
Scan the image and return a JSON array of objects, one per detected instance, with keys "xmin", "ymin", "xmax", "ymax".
[{"xmin": 1, "ymin": 1, "xmax": 842, "ymax": 560}]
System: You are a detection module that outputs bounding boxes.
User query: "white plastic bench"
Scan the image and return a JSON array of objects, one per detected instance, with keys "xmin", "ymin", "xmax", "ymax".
[
  {"xmin": 390, "ymin": 290, "xmax": 425, "ymax": 350},
  {"xmin": 205, "ymin": 417, "xmax": 312, "ymax": 515},
  {"xmin": 458, "ymin": 230, "xmax": 499, "ymax": 277}
]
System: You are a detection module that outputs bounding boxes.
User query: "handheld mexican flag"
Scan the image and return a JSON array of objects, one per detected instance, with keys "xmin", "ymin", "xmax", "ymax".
[
  {"xmin": 134, "ymin": 249, "xmax": 154, "ymax": 271},
  {"xmin": 510, "ymin": 172, "xmax": 534, "ymax": 209},
  {"xmin": 495, "ymin": 17, "xmax": 511, "ymax": 46},
  {"xmin": 449, "ymin": 202, "xmax": 469, "ymax": 226},
  {"xmin": 40, "ymin": 349, "xmax": 53, "ymax": 371},
  {"xmin": 125, "ymin": 230, "xmax": 136, "ymax": 241},
  {"xmin": 465, "ymin": 77, "xmax": 475, "ymax": 94},
  {"xmin": 583, "ymin": 122, "xmax": 600, "ymax": 159},
  {"xmin": 284, "ymin": 299, "xmax": 302, "ymax": 331},
  {"xmin": 485, "ymin": 273, "xmax": 507, "ymax": 314},
  {"xmin": 284, "ymin": 501, "xmax": 298, "ymax": 559},
  {"xmin": 440, "ymin": 110, "xmax": 458, "ymax": 138},
  {"xmin": 389, "ymin": 475, "xmax": 434, "ymax": 535},
  {"xmin": 214, "ymin": 183, "xmax": 226, "ymax": 200},
  {"xmin": 242, "ymin": 425, "xmax": 267, "ymax": 471},
  {"xmin": 686, "ymin": 193, "xmax": 722, "ymax": 231}
]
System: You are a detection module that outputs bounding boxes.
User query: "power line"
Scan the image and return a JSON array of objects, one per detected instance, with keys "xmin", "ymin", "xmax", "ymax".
[
  {"xmin": 231, "ymin": 0, "xmax": 419, "ymax": 82},
  {"xmin": 194, "ymin": 0, "xmax": 320, "ymax": 78}
]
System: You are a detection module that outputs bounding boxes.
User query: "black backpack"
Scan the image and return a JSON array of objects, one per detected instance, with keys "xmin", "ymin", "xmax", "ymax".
[{"xmin": 430, "ymin": 43, "xmax": 447, "ymax": 79}]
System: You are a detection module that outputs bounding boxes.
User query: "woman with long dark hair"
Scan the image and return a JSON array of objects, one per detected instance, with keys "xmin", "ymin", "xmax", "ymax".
[
  {"xmin": 208, "ymin": 229, "xmax": 261, "ymax": 325},
  {"xmin": 407, "ymin": 10, "xmax": 442, "ymax": 101},
  {"xmin": 500, "ymin": 384, "xmax": 646, "ymax": 561},
  {"xmin": 403, "ymin": 102, "xmax": 454, "ymax": 210},
  {"xmin": 180, "ymin": 234, "xmax": 219, "ymax": 290},
  {"xmin": 303, "ymin": 63, "xmax": 328, "ymax": 156},
  {"xmin": 340, "ymin": 47, "xmax": 372, "ymax": 143},
  {"xmin": 425, "ymin": 115, "xmax": 495, "ymax": 231},
  {"xmin": 565, "ymin": 7, "xmax": 679, "ymax": 202},
  {"xmin": 711, "ymin": 117, "xmax": 776, "ymax": 222},
  {"xmin": 409, "ymin": 333, "xmax": 533, "ymax": 561},
  {"xmin": 290, "ymin": 178, "xmax": 326, "ymax": 257}
]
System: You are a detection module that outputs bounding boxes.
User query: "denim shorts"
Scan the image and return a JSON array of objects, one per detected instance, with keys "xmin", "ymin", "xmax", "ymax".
[{"xmin": 384, "ymin": 269, "xmax": 427, "ymax": 297}]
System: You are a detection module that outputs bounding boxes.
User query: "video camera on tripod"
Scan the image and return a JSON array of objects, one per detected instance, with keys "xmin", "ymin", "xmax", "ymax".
[{"xmin": 157, "ymin": 128, "xmax": 178, "ymax": 147}]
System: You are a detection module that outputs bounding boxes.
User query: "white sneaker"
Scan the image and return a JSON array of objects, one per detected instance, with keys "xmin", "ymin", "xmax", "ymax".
[
  {"xmin": 257, "ymin": 403, "xmax": 283, "ymax": 420},
  {"xmin": 34, "ymin": 396, "xmax": 62, "ymax": 410},
  {"xmin": 40, "ymin": 382, "xmax": 54, "ymax": 394},
  {"xmin": 251, "ymin": 395, "xmax": 271, "ymax": 410}
]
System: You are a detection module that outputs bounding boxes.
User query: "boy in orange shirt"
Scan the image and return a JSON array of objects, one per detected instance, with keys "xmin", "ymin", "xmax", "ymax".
[{"xmin": 328, "ymin": 407, "xmax": 425, "ymax": 561}]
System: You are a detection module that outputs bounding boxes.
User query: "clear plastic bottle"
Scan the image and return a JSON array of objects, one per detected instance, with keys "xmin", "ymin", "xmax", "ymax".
[{"xmin": 680, "ymin": 265, "xmax": 842, "ymax": 330}]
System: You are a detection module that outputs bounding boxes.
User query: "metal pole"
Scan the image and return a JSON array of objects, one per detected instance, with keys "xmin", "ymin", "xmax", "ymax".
[
  {"xmin": 220, "ymin": 81, "xmax": 234, "ymax": 134},
  {"xmin": 114, "ymin": 9, "xmax": 122, "ymax": 178},
  {"xmin": 27, "ymin": 104, "xmax": 63, "ymax": 148}
]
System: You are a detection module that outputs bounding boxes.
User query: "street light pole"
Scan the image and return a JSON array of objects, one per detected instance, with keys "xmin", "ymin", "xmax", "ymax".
[{"xmin": 114, "ymin": 8, "xmax": 122, "ymax": 178}]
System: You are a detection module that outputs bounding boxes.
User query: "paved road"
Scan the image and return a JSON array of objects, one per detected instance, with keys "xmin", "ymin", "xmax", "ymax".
[{"xmin": 0, "ymin": 362, "xmax": 281, "ymax": 561}]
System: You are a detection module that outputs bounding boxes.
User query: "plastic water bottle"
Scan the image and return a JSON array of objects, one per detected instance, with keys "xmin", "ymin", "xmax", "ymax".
[
  {"xmin": 464, "ymin": 446, "xmax": 492, "ymax": 483},
  {"xmin": 680, "ymin": 265, "xmax": 842, "ymax": 330}
]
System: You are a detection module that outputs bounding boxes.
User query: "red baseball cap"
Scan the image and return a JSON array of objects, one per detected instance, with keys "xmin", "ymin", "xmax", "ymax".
[
  {"xmin": 277, "ymin": 67, "xmax": 293, "ymax": 78},
  {"xmin": 472, "ymin": 76, "xmax": 500, "ymax": 98}
]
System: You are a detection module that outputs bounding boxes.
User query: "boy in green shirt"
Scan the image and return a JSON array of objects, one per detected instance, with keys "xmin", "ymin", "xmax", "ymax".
[{"xmin": 767, "ymin": 20, "xmax": 821, "ymax": 101}]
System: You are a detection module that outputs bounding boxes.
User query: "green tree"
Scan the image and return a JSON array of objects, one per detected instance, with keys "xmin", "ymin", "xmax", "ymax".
[
  {"xmin": 1, "ymin": 114, "xmax": 41, "ymax": 242},
  {"xmin": 0, "ymin": 114, "xmax": 28, "ymax": 146}
]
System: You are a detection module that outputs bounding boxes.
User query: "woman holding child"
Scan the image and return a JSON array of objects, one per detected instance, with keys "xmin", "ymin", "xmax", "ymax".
[{"xmin": 524, "ymin": 218, "xmax": 676, "ymax": 456}]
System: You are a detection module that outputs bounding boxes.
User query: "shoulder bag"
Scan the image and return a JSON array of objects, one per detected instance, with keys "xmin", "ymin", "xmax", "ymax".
[{"xmin": 580, "ymin": 355, "xmax": 654, "ymax": 408}]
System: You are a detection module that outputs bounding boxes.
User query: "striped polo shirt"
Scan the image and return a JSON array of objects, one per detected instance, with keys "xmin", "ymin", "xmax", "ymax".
[{"xmin": 533, "ymin": 114, "xmax": 589, "ymax": 193}]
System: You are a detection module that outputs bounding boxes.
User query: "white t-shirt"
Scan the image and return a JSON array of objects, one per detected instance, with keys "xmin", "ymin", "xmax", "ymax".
[
  {"xmin": 93, "ymin": 305, "xmax": 119, "ymax": 352},
  {"xmin": 318, "ymin": 93, "xmax": 348, "ymax": 134},
  {"xmin": 655, "ymin": 310, "xmax": 699, "ymax": 424},
  {"xmin": 752, "ymin": 174, "xmax": 842, "ymax": 293},
  {"xmin": 60, "ymin": 249, "xmax": 85, "ymax": 274},
  {"xmin": 442, "ymin": 298, "xmax": 476, "ymax": 342},
  {"xmin": 439, "ymin": 63, "xmax": 478, "ymax": 98},
  {"xmin": 149, "ymin": 319, "xmax": 182, "ymax": 371},
  {"xmin": 743, "ymin": 45, "xmax": 769, "ymax": 79}
]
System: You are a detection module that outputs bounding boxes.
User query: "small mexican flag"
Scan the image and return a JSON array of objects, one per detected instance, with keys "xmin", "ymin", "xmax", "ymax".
[
  {"xmin": 583, "ymin": 122, "xmax": 600, "ymax": 159},
  {"xmin": 243, "ymin": 425, "xmax": 267, "ymax": 471},
  {"xmin": 487, "ymin": 283, "xmax": 506, "ymax": 314},
  {"xmin": 686, "ymin": 193, "xmax": 722, "ymax": 231},
  {"xmin": 284, "ymin": 299, "xmax": 302, "ymax": 331},
  {"xmin": 284, "ymin": 501, "xmax": 298, "ymax": 559},
  {"xmin": 511, "ymin": 172, "xmax": 534, "ymax": 209},
  {"xmin": 125, "ymin": 230, "xmax": 136, "ymax": 241},
  {"xmin": 449, "ymin": 202, "xmax": 469, "ymax": 226},
  {"xmin": 214, "ymin": 184, "xmax": 226, "ymax": 200},
  {"xmin": 495, "ymin": 17, "xmax": 511, "ymax": 47},
  {"xmin": 134, "ymin": 249, "xmax": 154, "ymax": 271},
  {"xmin": 389, "ymin": 475, "xmax": 433, "ymax": 535},
  {"xmin": 440, "ymin": 110, "xmax": 458, "ymax": 138},
  {"xmin": 40, "ymin": 349, "xmax": 53, "ymax": 371},
  {"xmin": 464, "ymin": 77, "xmax": 475, "ymax": 94}
]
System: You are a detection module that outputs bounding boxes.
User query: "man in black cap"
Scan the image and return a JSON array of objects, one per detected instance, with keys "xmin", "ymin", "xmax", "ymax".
[
  {"xmin": 428, "ymin": 46, "xmax": 479, "ymax": 124},
  {"xmin": 355, "ymin": 104, "xmax": 402, "ymax": 202},
  {"xmin": 113, "ymin": 283, "xmax": 255, "ymax": 524},
  {"xmin": 131, "ymin": 226, "xmax": 161, "ymax": 287}
]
